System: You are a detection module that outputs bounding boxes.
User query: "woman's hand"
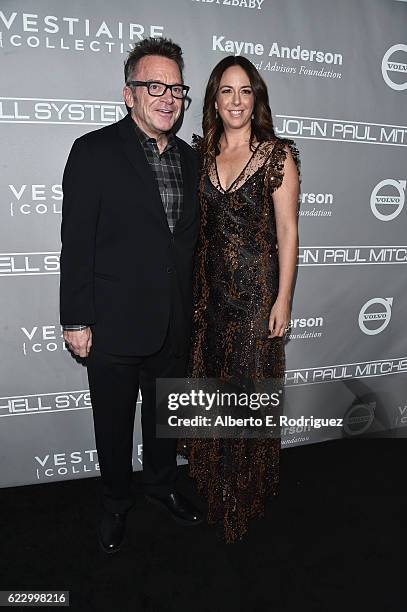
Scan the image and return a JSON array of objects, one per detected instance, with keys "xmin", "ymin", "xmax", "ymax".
[{"xmin": 268, "ymin": 296, "xmax": 291, "ymax": 338}]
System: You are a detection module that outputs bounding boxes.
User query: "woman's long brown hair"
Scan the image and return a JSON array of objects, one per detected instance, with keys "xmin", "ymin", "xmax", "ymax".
[{"xmin": 201, "ymin": 55, "xmax": 276, "ymax": 159}]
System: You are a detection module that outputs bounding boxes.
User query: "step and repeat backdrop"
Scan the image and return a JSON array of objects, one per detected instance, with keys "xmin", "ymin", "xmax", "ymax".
[{"xmin": 1, "ymin": 0, "xmax": 406, "ymax": 487}]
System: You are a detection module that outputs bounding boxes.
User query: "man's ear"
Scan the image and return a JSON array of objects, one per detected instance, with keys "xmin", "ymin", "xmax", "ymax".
[{"xmin": 123, "ymin": 85, "xmax": 134, "ymax": 108}]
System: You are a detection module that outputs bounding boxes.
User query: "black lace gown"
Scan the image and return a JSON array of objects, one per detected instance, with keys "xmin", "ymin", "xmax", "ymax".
[{"xmin": 177, "ymin": 137, "xmax": 300, "ymax": 542}]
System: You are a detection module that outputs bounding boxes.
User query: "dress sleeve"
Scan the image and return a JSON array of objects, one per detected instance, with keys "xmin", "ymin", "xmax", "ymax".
[
  {"xmin": 271, "ymin": 138, "xmax": 301, "ymax": 192},
  {"xmin": 191, "ymin": 133, "xmax": 203, "ymax": 151},
  {"xmin": 191, "ymin": 133, "xmax": 205, "ymax": 169}
]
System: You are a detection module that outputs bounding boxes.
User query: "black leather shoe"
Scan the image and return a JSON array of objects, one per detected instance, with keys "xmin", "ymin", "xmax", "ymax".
[
  {"xmin": 98, "ymin": 510, "xmax": 127, "ymax": 554},
  {"xmin": 145, "ymin": 492, "xmax": 203, "ymax": 526}
]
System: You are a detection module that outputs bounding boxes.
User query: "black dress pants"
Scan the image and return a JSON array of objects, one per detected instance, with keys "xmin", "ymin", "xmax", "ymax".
[{"xmin": 86, "ymin": 316, "xmax": 187, "ymax": 514}]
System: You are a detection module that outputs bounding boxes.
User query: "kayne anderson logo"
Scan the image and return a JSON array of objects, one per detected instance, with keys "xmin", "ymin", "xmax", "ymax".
[
  {"xmin": 193, "ymin": 0, "xmax": 265, "ymax": 9},
  {"xmin": 358, "ymin": 297, "xmax": 393, "ymax": 336},
  {"xmin": 299, "ymin": 191, "xmax": 334, "ymax": 218},
  {"xmin": 0, "ymin": 11, "xmax": 164, "ymax": 54},
  {"xmin": 288, "ymin": 315, "xmax": 324, "ymax": 340},
  {"xmin": 20, "ymin": 324, "xmax": 68, "ymax": 355},
  {"xmin": 0, "ymin": 390, "xmax": 91, "ymax": 416},
  {"xmin": 0, "ymin": 252, "xmax": 59, "ymax": 276},
  {"xmin": 381, "ymin": 44, "xmax": 407, "ymax": 91},
  {"xmin": 0, "ymin": 98, "xmax": 126, "ymax": 126},
  {"xmin": 212, "ymin": 35, "xmax": 343, "ymax": 80},
  {"xmin": 370, "ymin": 179, "xmax": 406, "ymax": 221},
  {"xmin": 6, "ymin": 183, "xmax": 62, "ymax": 217}
]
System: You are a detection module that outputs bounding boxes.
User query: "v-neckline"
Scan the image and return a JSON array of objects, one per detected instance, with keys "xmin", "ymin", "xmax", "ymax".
[{"xmin": 215, "ymin": 142, "xmax": 261, "ymax": 193}]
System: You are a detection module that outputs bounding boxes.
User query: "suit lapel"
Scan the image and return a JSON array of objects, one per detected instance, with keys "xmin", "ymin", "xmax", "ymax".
[
  {"xmin": 117, "ymin": 114, "xmax": 170, "ymax": 232},
  {"xmin": 175, "ymin": 138, "xmax": 197, "ymax": 234},
  {"xmin": 116, "ymin": 114, "xmax": 197, "ymax": 236}
]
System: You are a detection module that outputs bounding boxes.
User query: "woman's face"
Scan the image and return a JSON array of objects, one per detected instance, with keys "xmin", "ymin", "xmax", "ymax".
[{"xmin": 215, "ymin": 65, "xmax": 255, "ymax": 133}]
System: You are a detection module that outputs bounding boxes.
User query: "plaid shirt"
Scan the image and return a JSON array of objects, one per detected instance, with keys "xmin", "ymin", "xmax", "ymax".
[
  {"xmin": 63, "ymin": 121, "xmax": 183, "ymax": 331},
  {"xmin": 134, "ymin": 123, "xmax": 183, "ymax": 233}
]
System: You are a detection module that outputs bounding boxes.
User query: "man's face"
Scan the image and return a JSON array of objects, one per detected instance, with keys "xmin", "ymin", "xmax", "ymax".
[{"xmin": 123, "ymin": 55, "xmax": 183, "ymax": 138}]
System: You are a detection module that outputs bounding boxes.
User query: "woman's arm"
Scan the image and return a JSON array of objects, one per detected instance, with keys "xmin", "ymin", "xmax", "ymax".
[{"xmin": 268, "ymin": 145, "xmax": 300, "ymax": 337}]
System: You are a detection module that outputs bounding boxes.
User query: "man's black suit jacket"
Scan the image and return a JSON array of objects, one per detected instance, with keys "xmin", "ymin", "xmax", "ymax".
[{"xmin": 59, "ymin": 113, "xmax": 200, "ymax": 356}]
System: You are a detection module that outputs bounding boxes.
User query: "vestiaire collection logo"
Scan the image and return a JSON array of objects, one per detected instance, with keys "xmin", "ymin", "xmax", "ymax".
[
  {"xmin": 20, "ymin": 324, "xmax": 68, "ymax": 355},
  {"xmin": 6, "ymin": 184, "xmax": 62, "ymax": 217},
  {"xmin": 0, "ymin": 10, "xmax": 164, "ymax": 54}
]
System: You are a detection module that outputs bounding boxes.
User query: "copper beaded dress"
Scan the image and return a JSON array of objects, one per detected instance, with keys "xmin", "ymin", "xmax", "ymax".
[{"xmin": 177, "ymin": 136, "xmax": 300, "ymax": 543}]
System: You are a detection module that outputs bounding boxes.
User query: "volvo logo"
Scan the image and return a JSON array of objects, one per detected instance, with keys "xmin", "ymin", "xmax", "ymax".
[
  {"xmin": 370, "ymin": 179, "xmax": 406, "ymax": 221},
  {"xmin": 358, "ymin": 297, "xmax": 393, "ymax": 335},
  {"xmin": 381, "ymin": 44, "xmax": 407, "ymax": 91}
]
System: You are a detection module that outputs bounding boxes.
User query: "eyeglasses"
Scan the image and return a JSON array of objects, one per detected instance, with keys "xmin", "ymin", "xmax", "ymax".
[{"xmin": 126, "ymin": 80, "xmax": 190, "ymax": 99}]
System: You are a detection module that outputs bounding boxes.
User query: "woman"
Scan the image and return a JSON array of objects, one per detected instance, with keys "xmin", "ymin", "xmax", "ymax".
[{"xmin": 177, "ymin": 55, "xmax": 300, "ymax": 542}]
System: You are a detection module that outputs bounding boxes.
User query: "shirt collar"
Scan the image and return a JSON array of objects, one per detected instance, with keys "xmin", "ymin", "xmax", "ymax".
[{"xmin": 133, "ymin": 121, "xmax": 177, "ymax": 152}]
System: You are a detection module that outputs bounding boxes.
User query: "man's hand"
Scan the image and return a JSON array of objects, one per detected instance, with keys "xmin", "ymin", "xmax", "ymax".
[{"xmin": 63, "ymin": 328, "xmax": 92, "ymax": 358}]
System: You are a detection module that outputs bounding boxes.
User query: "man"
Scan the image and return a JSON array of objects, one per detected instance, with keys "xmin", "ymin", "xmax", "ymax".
[{"xmin": 60, "ymin": 37, "xmax": 202, "ymax": 554}]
